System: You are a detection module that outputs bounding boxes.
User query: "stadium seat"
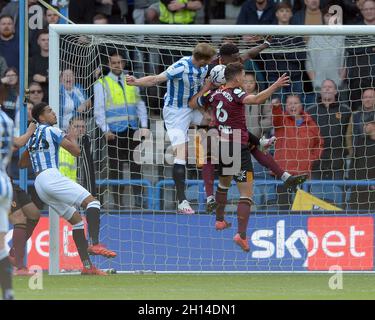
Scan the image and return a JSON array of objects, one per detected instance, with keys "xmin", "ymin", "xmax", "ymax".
[
  {"xmin": 227, "ymin": 184, "xmax": 240, "ymax": 201},
  {"xmin": 253, "ymin": 183, "xmax": 277, "ymax": 209},
  {"xmin": 252, "ymin": 159, "xmax": 270, "ymax": 180},
  {"xmin": 186, "ymin": 184, "xmax": 204, "ymax": 211},
  {"xmin": 310, "ymin": 184, "xmax": 344, "ymax": 207}
]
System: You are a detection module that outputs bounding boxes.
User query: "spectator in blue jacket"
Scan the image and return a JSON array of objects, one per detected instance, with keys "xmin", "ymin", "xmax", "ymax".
[{"xmin": 236, "ymin": 0, "xmax": 276, "ymax": 25}]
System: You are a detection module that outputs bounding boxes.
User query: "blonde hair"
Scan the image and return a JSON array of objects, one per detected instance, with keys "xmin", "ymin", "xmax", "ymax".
[{"xmin": 192, "ymin": 43, "xmax": 217, "ymax": 61}]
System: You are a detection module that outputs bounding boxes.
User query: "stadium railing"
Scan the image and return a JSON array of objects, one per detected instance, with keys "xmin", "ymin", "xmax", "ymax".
[{"xmin": 13, "ymin": 179, "xmax": 375, "ymax": 212}]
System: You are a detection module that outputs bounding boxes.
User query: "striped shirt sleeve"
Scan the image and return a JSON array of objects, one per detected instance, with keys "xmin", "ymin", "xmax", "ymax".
[
  {"xmin": 165, "ymin": 62, "xmax": 185, "ymax": 80},
  {"xmin": 48, "ymin": 127, "xmax": 65, "ymax": 146}
]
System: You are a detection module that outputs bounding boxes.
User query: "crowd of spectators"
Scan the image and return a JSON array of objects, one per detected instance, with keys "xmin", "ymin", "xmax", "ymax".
[{"xmin": 0, "ymin": 0, "xmax": 374, "ymax": 211}]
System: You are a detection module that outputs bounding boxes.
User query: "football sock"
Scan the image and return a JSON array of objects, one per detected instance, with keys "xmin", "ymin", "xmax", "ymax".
[
  {"xmin": 251, "ymin": 148, "xmax": 284, "ymax": 179},
  {"xmin": 0, "ymin": 250, "xmax": 14, "ymax": 300},
  {"xmin": 86, "ymin": 200, "xmax": 101, "ymax": 246},
  {"xmin": 26, "ymin": 218, "xmax": 39, "ymax": 240},
  {"xmin": 202, "ymin": 161, "xmax": 215, "ymax": 198},
  {"xmin": 72, "ymin": 221, "xmax": 92, "ymax": 269},
  {"xmin": 173, "ymin": 162, "xmax": 186, "ymax": 203},
  {"xmin": 248, "ymin": 131, "xmax": 260, "ymax": 147},
  {"xmin": 12, "ymin": 224, "xmax": 27, "ymax": 268},
  {"xmin": 237, "ymin": 197, "xmax": 252, "ymax": 240},
  {"xmin": 215, "ymin": 185, "xmax": 229, "ymax": 222}
]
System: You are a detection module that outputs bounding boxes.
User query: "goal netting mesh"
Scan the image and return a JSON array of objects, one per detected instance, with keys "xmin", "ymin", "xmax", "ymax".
[{"xmin": 53, "ymin": 26, "xmax": 375, "ymax": 272}]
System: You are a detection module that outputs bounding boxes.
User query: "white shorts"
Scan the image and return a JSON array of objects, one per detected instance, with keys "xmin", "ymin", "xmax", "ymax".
[
  {"xmin": 0, "ymin": 173, "xmax": 12, "ymax": 233},
  {"xmin": 163, "ymin": 107, "xmax": 204, "ymax": 146},
  {"xmin": 35, "ymin": 168, "xmax": 90, "ymax": 221}
]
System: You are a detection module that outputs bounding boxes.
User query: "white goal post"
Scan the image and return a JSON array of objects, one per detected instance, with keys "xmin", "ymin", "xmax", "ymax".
[{"xmin": 48, "ymin": 24, "xmax": 375, "ymax": 275}]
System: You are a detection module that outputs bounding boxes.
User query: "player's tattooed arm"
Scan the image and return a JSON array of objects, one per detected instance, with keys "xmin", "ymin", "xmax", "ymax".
[{"xmin": 125, "ymin": 73, "xmax": 168, "ymax": 87}]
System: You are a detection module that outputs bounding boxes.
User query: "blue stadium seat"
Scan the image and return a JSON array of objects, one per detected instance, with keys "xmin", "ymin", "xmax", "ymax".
[
  {"xmin": 227, "ymin": 184, "xmax": 240, "ymax": 201},
  {"xmin": 186, "ymin": 184, "xmax": 204, "ymax": 211},
  {"xmin": 186, "ymin": 184, "xmax": 201, "ymax": 201},
  {"xmin": 252, "ymin": 159, "xmax": 270, "ymax": 180},
  {"xmin": 253, "ymin": 183, "xmax": 277, "ymax": 209},
  {"xmin": 310, "ymin": 184, "xmax": 344, "ymax": 207}
]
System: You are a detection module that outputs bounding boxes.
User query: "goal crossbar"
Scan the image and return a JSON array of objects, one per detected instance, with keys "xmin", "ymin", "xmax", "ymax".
[{"xmin": 48, "ymin": 24, "xmax": 375, "ymax": 275}]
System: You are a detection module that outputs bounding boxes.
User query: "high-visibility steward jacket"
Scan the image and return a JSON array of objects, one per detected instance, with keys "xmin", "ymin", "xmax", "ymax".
[
  {"xmin": 159, "ymin": 0, "xmax": 196, "ymax": 24},
  {"xmin": 98, "ymin": 76, "xmax": 140, "ymax": 133},
  {"xmin": 59, "ymin": 147, "xmax": 77, "ymax": 182}
]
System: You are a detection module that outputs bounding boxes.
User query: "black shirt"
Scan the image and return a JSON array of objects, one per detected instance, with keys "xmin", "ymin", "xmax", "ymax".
[{"xmin": 307, "ymin": 101, "xmax": 351, "ymax": 167}]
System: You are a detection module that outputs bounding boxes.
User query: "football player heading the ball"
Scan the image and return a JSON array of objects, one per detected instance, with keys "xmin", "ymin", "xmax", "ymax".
[
  {"xmin": 190, "ymin": 62, "xmax": 290, "ymax": 252},
  {"xmin": 198, "ymin": 43, "xmax": 309, "ymax": 213}
]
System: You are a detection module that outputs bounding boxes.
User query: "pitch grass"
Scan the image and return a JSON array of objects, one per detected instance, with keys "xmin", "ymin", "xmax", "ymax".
[{"xmin": 12, "ymin": 273, "xmax": 375, "ymax": 300}]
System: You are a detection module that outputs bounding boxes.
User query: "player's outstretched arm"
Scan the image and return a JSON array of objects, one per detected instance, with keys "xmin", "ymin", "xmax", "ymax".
[
  {"xmin": 243, "ymin": 73, "xmax": 289, "ymax": 105},
  {"xmin": 61, "ymin": 136, "xmax": 81, "ymax": 157},
  {"xmin": 125, "ymin": 73, "xmax": 168, "ymax": 87},
  {"xmin": 13, "ymin": 122, "xmax": 37, "ymax": 149},
  {"xmin": 241, "ymin": 36, "xmax": 271, "ymax": 61}
]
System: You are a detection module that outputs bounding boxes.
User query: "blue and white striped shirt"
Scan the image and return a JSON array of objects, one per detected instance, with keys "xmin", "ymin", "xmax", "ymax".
[
  {"xmin": 0, "ymin": 172, "xmax": 12, "ymax": 200},
  {"xmin": 164, "ymin": 56, "xmax": 208, "ymax": 109},
  {"xmin": 0, "ymin": 109, "xmax": 13, "ymax": 200},
  {"xmin": 0, "ymin": 109, "xmax": 14, "ymax": 172},
  {"xmin": 27, "ymin": 124, "xmax": 65, "ymax": 174}
]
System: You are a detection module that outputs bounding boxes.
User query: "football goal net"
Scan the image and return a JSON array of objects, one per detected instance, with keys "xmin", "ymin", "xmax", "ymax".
[{"xmin": 48, "ymin": 24, "xmax": 375, "ymax": 274}]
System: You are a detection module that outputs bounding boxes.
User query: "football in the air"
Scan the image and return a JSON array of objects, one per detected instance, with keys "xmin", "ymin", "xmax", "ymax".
[{"xmin": 210, "ymin": 64, "xmax": 226, "ymax": 86}]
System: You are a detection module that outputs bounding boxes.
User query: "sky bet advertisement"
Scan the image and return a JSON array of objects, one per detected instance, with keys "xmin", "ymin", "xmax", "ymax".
[{"xmin": 6, "ymin": 214, "xmax": 374, "ymax": 272}]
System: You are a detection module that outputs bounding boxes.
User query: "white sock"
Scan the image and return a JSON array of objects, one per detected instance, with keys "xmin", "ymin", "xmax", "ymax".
[
  {"xmin": 281, "ymin": 172, "xmax": 291, "ymax": 182},
  {"xmin": 207, "ymin": 195, "xmax": 215, "ymax": 202}
]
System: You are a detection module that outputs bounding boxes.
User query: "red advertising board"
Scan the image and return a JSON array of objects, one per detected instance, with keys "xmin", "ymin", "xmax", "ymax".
[
  {"xmin": 26, "ymin": 217, "xmax": 83, "ymax": 271},
  {"xmin": 307, "ymin": 216, "xmax": 374, "ymax": 270}
]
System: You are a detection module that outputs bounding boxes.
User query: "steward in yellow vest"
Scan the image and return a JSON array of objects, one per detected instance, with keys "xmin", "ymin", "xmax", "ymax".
[
  {"xmin": 59, "ymin": 118, "xmax": 86, "ymax": 181},
  {"xmin": 159, "ymin": 0, "xmax": 201, "ymax": 24}
]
